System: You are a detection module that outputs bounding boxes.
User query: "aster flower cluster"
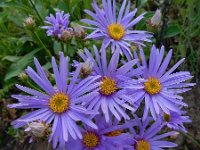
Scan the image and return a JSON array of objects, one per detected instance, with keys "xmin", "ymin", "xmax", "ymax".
[
  {"xmin": 42, "ymin": 11, "xmax": 71, "ymax": 38},
  {"xmin": 8, "ymin": 0, "xmax": 195, "ymax": 150},
  {"xmin": 41, "ymin": 11, "xmax": 86, "ymax": 42}
]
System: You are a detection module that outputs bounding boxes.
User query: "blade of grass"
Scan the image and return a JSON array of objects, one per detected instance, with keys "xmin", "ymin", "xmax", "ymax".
[
  {"xmin": 29, "ymin": 0, "xmax": 44, "ymax": 25},
  {"xmin": 184, "ymin": 133, "xmax": 200, "ymax": 148}
]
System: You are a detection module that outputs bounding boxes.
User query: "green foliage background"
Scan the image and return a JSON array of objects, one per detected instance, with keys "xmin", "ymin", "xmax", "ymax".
[{"xmin": 0, "ymin": 0, "xmax": 199, "ymax": 149}]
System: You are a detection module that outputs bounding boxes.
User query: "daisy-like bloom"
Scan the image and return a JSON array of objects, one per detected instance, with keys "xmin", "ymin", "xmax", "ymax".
[
  {"xmin": 66, "ymin": 115, "xmax": 131, "ymax": 150},
  {"xmin": 77, "ymin": 45, "xmax": 143, "ymax": 122},
  {"xmin": 126, "ymin": 115, "xmax": 177, "ymax": 150},
  {"xmin": 124, "ymin": 45, "xmax": 195, "ymax": 120},
  {"xmin": 161, "ymin": 110, "xmax": 191, "ymax": 133},
  {"xmin": 42, "ymin": 11, "xmax": 71, "ymax": 38},
  {"xmin": 8, "ymin": 52, "xmax": 101, "ymax": 149},
  {"xmin": 82, "ymin": 0, "xmax": 152, "ymax": 59}
]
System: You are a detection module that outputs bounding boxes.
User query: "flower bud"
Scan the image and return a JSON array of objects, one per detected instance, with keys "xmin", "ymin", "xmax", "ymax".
[
  {"xmin": 149, "ymin": 9, "xmax": 161, "ymax": 27},
  {"xmin": 18, "ymin": 72, "xmax": 28, "ymax": 81},
  {"xmin": 130, "ymin": 43, "xmax": 138, "ymax": 52},
  {"xmin": 26, "ymin": 121, "xmax": 50, "ymax": 138},
  {"xmin": 80, "ymin": 59, "xmax": 94, "ymax": 78},
  {"xmin": 73, "ymin": 24, "xmax": 86, "ymax": 39},
  {"xmin": 170, "ymin": 131, "xmax": 180, "ymax": 139},
  {"xmin": 24, "ymin": 17, "xmax": 35, "ymax": 29},
  {"xmin": 61, "ymin": 29, "xmax": 73, "ymax": 42}
]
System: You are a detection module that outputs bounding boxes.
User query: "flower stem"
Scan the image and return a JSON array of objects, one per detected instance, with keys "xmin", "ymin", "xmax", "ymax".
[
  {"xmin": 27, "ymin": 80, "xmax": 43, "ymax": 93},
  {"xmin": 33, "ymin": 31, "xmax": 51, "ymax": 57},
  {"xmin": 65, "ymin": 43, "xmax": 68, "ymax": 56}
]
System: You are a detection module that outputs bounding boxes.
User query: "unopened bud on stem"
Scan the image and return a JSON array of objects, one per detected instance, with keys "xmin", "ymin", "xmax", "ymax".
[
  {"xmin": 149, "ymin": 9, "xmax": 161, "ymax": 27},
  {"xmin": 80, "ymin": 58, "xmax": 94, "ymax": 78},
  {"xmin": 26, "ymin": 121, "xmax": 50, "ymax": 138},
  {"xmin": 61, "ymin": 30, "xmax": 73, "ymax": 42},
  {"xmin": 18, "ymin": 72, "xmax": 28, "ymax": 81},
  {"xmin": 24, "ymin": 17, "xmax": 35, "ymax": 29},
  {"xmin": 73, "ymin": 24, "xmax": 86, "ymax": 39}
]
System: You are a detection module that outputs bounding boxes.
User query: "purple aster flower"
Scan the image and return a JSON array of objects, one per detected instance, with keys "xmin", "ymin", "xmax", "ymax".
[
  {"xmin": 77, "ymin": 45, "xmax": 143, "ymax": 122},
  {"xmin": 66, "ymin": 115, "xmax": 131, "ymax": 150},
  {"xmin": 42, "ymin": 11, "xmax": 71, "ymax": 38},
  {"xmin": 123, "ymin": 45, "xmax": 195, "ymax": 120},
  {"xmin": 161, "ymin": 110, "xmax": 191, "ymax": 133},
  {"xmin": 82, "ymin": 0, "xmax": 152, "ymax": 59},
  {"xmin": 126, "ymin": 115, "xmax": 177, "ymax": 150},
  {"xmin": 8, "ymin": 52, "xmax": 101, "ymax": 149}
]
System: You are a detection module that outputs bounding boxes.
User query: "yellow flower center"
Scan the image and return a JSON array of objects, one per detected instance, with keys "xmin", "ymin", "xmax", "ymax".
[
  {"xmin": 100, "ymin": 77, "xmax": 117, "ymax": 96},
  {"xmin": 83, "ymin": 132, "xmax": 99, "ymax": 148},
  {"xmin": 49, "ymin": 93, "xmax": 69, "ymax": 113},
  {"xmin": 144, "ymin": 78, "xmax": 161, "ymax": 95},
  {"xmin": 135, "ymin": 140, "xmax": 150, "ymax": 150},
  {"xmin": 105, "ymin": 130, "xmax": 122, "ymax": 137},
  {"xmin": 107, "ymin": 23, "xmax": 125, "ymax": 40},
  {"xmin": 164, "ymin": 113, "xmax": 171, "ymax": 122}
]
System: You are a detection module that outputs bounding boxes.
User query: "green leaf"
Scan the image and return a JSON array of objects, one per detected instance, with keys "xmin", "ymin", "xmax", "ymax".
[
  {"xmin": 53, "ymin": 41, "xmax": 62, "ymax": 55},
  {"xmin": 4, "ymin": 48, "xmax": 41, "ymax": 81},
  {"xmin": 83, "ymin": 0, "xmax": 92, "ymax": 9},
  {"xmin": 43, "ymin": 62, "xmax": 52, "ymax": 70},
  {"xmin": 184, "ymin": 145, "xmax": 189, "ymax": 150},
  {"xmin": 2, "ymin": 56, "xmax": 21, "ymax": 62},
  {"xmin": 163, "ymin": 24, "xmax": 181, "ymax": 39},
  {"xmin": 136, "ymin": 0, "xmax": 148, "ymax": 8},
  {"xmin": 0, "ymin": 2, "xmax": 31, "ymax": 12}
]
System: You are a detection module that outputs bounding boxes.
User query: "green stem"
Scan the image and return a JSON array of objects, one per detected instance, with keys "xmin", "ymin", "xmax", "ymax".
[
  {"xmin": 27, "ymin": 80, "xmax": 43, "ymax": 92},
  {"xmin": 66, "ymin": 43, "xmax": 68, "ymax": 55},
  {"xmin": 64, "ymin": 43, "xmax": 69, "ymax": 56},
  {"xmin": 29, "ymin": 0, "xmax": 44, "ymax": 25},
  {"xmin": 33, "ymin": 31, "xmax": 51, "ymax": 57},
  {"xmin": 61, "ymin": 42, "xmax": 65, "ymax": 52}
]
